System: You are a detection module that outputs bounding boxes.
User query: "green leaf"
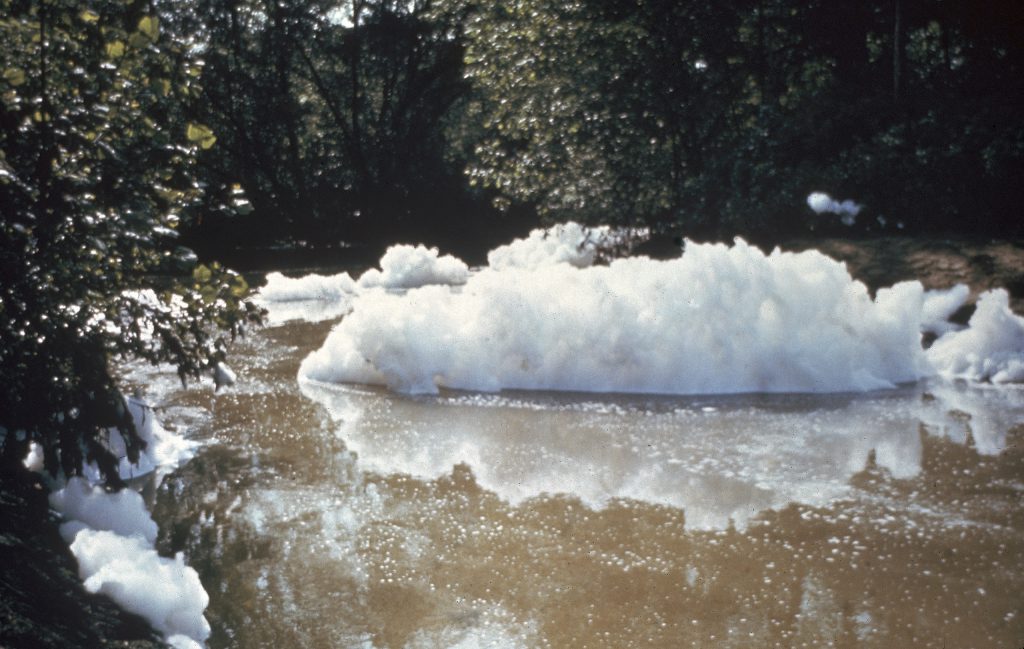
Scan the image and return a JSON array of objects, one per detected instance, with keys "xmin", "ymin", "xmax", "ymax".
[
  {"xmin": 230, "ymin": 275, "xmax": 249, "ymax": 297},
  {"xmin": 128, "ymin": 32, "xmax": 149, "ymax": 49},
  {"xmin": 105, "ymin": 40, "xmax": 125, "ymax": 59},
  {"xmin": 3, "ymin": 68, "xmax": 25, "ymax": 86},
  {"xmin": 79, "ymin": 9, "xmax": 100, "ymax": 23},
  {"xmin": 186, "ymin": 123, "xmax": 216, "ymax": 149},
  {"xmin": 200, "ymin": 286, "xmax": 218, "ymax": 303},
  {"xmin": 137, "ymin": 15, "xmax": 159, "ymax": 41},
  {"xmin": 192, "ymin": 264, "xmax": 212, "ymax": 283}
]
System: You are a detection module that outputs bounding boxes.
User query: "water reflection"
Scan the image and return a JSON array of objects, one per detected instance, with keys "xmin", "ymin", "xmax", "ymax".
[
  {"xmin": 298, "ymin": 381, "xmax": 955, "ymax": 529},
  {"xmin": 140, "ymin": 320, "xmax": 1024, "ymax": 648}
]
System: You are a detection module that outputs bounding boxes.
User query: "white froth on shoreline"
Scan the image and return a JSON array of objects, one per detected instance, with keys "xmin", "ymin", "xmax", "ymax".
[
  {"xmin": 47, "ymin": 403, "xmax": 211, "ymax": 647},
  {"xmin": 78, "ymin": 397, "xmax": 197, "ymax": 484},
  {"xmin": 49, "ymin": 477, "xmax": 158, "ymax": 544},
  {"xmin": 68, "ymin": 530, "xmax": 211, "ymax": 643}
]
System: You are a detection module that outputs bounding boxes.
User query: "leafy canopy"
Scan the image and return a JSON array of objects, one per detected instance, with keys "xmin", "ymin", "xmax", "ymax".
[{"xmin": 0, "ymin": 0, "xmax": 261, "ymax": 485}]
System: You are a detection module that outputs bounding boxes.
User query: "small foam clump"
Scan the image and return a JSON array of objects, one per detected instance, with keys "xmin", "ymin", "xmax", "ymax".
[
  {"xmin": 260, "ymin": 271, "xmax": 357, "ymax": 302},
  {"xmin": 80, "ymin": 397, "xmax": 196, "ymax": 483},
  {"xmin": 921, "ymin": 284, "xmax": 970, "ymax": 335},
  {"xmin": 49, "ymin": 477, "xmax": 157, "ymax": 544},
  {"xmin": 68, "ymin": 530, "xmax": 211, "ymax": 643},
  {"xmin": 300, "ymin": 238, "xmax": 931, "ymax": 395},
  {"xmin": 357, "ymin": 244, "xmax": 469, "ymax": 289},
  {"xmin": 487, "ymin": 221, "xmax": 621, "ymax": 270},
  {"xmin": 47, "ymin": 409, "xmax": 211, "ymax": 648},
  {"xmin": 926, "ymin": 289, "xmax": 1024, "ymax": 383},
  {"xmin": 255, "ymin": 245, "xmax": 468, "ymax": 323},
  {"xmin": 807, "ymin": 192, "xmax": 861, "ymax": 225}
]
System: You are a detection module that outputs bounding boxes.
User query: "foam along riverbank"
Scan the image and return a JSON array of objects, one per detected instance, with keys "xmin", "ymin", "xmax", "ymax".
[{"xmin": 43, "ymin": 399, "xmax": 211, "ymax": 649}]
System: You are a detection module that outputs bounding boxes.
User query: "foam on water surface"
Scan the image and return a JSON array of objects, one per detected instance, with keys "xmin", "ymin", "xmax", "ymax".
[
  {"xmin": 297, "ymin": 229, "xmax": 1024, "ymax": 396},
  {"xmin": 928, "ymin": 289, "xmax": 1024, "ymax": 383},
  {"xmin": 357, "ymin": 244, "xmax": 469, "ymax": 289},
  {"xmin": 46, "ymin": 399, "xmax": 211, "ymax": 647},
  {"xmin": 301, "ymin": 239, "xmax": 932, "ymax": 394}
]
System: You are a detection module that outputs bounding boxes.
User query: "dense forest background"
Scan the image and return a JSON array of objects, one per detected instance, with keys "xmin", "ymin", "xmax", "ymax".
[
  {"xmin": 1, "ymin": 0, "xmax": 1022, "ymax": 479},
  {"xmin": 165, "ymin": 0, "xmax": 1024, "ymax": 261}
]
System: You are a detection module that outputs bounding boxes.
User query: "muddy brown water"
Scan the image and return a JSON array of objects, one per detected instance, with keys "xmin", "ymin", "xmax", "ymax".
[{"xmin": 126, "ymin": 314, "xmax": 1024, "ymax": 649}]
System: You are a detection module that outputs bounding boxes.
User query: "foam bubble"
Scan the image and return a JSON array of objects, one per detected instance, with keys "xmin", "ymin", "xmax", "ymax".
[{"xmin": 806, "ymin": 192, "xmax": 862, "ymax": 223}]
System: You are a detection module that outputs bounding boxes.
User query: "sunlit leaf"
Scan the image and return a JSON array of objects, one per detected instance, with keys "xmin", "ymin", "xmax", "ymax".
[
  {"xmin": 79, "ymin": 9, "xmax": 100, "ymax": 23},
  {"xmin": 137, "ymin": 15, "xmax": 159, "ymax": 41},
  {"xmin": 232, "ymin": 198, "xmax": 254, "ymax": 215},
  {"xmin": 186, "ymin": 122, "xmax": 216, "ymax": 149},
  {"xmin": 105, "ymin": 40, "xmax": 125, "ymax": 58},
  {"xmin": 128, "ymin": 32, "xmax": 149, "ymax": 49},
  {"xmin": 200, "ymin": 286, "xmax": 218, "ymax": 303},
  {"xmin": 230, "ymin": 276, "xmax": 249, "ymax": 297},
  {"xmin": 192, "ymin": 264, "xmax": 212, "ymax": 283},
  {"xmin": 3, "ymin": 68, "xmax": 25, "ymax": 86}
]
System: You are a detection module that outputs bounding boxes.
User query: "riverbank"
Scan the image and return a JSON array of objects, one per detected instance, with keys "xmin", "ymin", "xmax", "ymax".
[
  {"xmin": 0, "ymin": 468, "xmax": 164, "ymax": 648},
  {"xmin": 782, "ymin": 236, "xmax": 1024, "ymax": 314}
]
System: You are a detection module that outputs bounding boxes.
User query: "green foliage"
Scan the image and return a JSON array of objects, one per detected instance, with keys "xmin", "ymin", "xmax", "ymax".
[
  {"xmin": 0, "ymin": 0, "xmax": 262, "ymax": 485},
  {"xmin": 463, "ymin": 0, "xmax": 1024, "ymax": 236},
  {"xmin": 164, "ymin": 0, "xmax": 477, "ymax": 249}
]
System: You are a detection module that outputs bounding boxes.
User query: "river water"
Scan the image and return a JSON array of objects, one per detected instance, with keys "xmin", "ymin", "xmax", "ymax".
[{"xmin": 129, "ymin": 310, "xmax": 1024, "ymax": 648}]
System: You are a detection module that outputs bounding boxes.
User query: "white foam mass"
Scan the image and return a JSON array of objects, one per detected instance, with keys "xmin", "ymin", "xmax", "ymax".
[
  {"xmin": 807, "ymin": 192, "xmax": 862, "ymax": 224},
  {"xmin": 487, "ymin": 221, "xmax": 633, "ymax": 270},
  {"xmin": 260, "ymin": 270, "xmax": 357, "ymax": 302},
  {"xmin": 23, "ymin": 441, "xmax": 44, "ymax": 472},
  {"xmin": 921, "ymin": 284, "xmax": 970, "ymax": 335},
  {"xmin": 300, "ymin": 239, "xmax": 931, "ymax": 395},
  {"xmin": 49, "ymin": 477, "xmax": 158, "ymax": 544},
  {"xmin": 68, "ymin": 530, "xmax": 211, "ymax": 643},
  {"xmin": 357, "ymin": 244, "xmax": 469, "ymax": 289},
  {"xmin": 255, "ymin": 245, "xmax": 469, "ymax": 323},
  {"xmin": 926, "ymin": 289, "xmax": 1024, "ymax": 383},
  {"xmin": 82, "ymin": 397, "xmax": 196, "ymax": 483},
  {"xmin": 47, "ymin": 402, "xmax": 211, "ymax": 647}
]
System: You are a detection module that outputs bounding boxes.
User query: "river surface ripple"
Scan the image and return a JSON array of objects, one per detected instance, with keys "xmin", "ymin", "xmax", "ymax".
[{"xmin": 125, "ymin": 315, "xmax": 1024, "ymax": 649}]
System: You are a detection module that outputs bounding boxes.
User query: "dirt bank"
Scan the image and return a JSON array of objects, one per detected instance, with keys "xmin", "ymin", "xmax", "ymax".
[{"xmin": 781, "ymin": 236, "xmax": 1024, "ymax": 314}]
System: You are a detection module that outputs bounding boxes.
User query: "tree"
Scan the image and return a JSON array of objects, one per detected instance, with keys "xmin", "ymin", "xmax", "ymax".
[
  {"xmin": 462, "ymin": 0, "xmax": 1024, "ymax": 238},
  {"xmin": 0, "ymin": 0, "xmax": 262, "ymax": 486},
  {"xmin": 169, "ymin": 0, "xmax": 477, "ymax": 250}
]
